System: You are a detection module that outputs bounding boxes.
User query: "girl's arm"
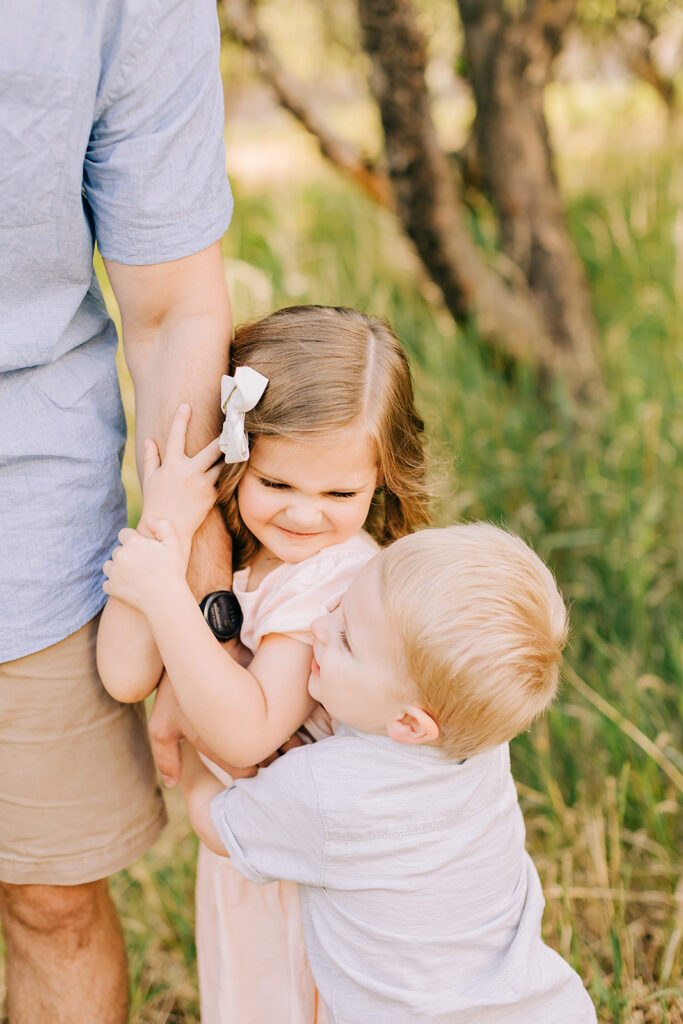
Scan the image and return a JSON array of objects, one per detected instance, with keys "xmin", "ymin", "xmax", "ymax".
[
  {"xmin": 97, "ymin": 601, "xmax": 164, "ymax": 703},
  {"xmin": 181, "ymin": 742, "xmax": 229, "ymax": 856},
  {"xmin": 97, "ymin": 404, "xmax": 222, "ymax": 702},
  {"xmin": 103, "ymin": 520, "xmax": 317, "ymax": 766}
]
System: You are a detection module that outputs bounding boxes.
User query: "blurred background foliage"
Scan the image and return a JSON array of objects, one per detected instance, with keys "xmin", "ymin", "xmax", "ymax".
[{"xmin": 90, "ymin": 1, "xmax": 682, "ymax": 1020}]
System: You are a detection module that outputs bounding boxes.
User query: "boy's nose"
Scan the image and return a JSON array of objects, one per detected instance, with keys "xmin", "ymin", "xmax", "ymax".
[{"xmin": 311, "ymin": 614, "xmax": 328, "ymax": 643}]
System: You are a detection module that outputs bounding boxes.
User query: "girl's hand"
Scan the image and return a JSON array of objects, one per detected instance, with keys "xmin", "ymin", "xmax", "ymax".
[
  {"xmin": 139, "ymin": 403, "xmax": 222, "ymax": 545},
  {"xmin": 102, "ymin": 519, "xmax": 188, "ymax": 614}
]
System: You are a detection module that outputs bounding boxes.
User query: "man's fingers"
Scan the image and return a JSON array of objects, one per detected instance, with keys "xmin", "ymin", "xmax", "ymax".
[
  {"xmin": 279, "ymin": 734, "xmax": 305, "ymax": 754},
  {"xmin": 164, "ymin": 402, "xmax": 192, "ymax": 460},
  {"xmin": 147, "ymin": 518, "xmax": 173, "ymax": 544},
  {"xmin": 193, "ymin": 435, "xmax": 222, "ymax": 471},
  {"xmin": 149, "ymin": 674, "xmax": 185, "ymax": 787},
  {"xmin": 142, "ymin": 438, "xmax": 161, "ymax": 488},
  {"xmin": 149, "ymin": 713, "xmax": 183, "ymax": 787},
  {"xmin": 152, "ymin": 735, "xmax": 182, "ymax": 788}
]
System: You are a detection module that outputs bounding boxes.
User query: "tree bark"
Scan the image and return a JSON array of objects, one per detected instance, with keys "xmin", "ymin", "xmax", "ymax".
[
  {"xmin": 356, "ymin": 0, "xmax": 566, "ymax": 371},
  {"xmin": 221, "ymin": 0, "xmax": 603, "ymax": 393},
  {"xmin": 458, "ymin": 0, "xmax": 602, "ymax": 383}
]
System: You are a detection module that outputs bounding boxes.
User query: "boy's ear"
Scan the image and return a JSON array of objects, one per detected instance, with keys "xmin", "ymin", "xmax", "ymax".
[{"xmin": 387, "ymin": 705, "xmax": 439, "ymax": 747}]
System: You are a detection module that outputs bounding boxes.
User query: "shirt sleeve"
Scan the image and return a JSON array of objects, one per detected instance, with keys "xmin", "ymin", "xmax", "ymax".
[
  {"xmin": 83, "ymin": 0, "xmax": 232, "ymax": 265},
  {"xmin": 249, "ymin": 544, "xmax": 376, "ymax": 648},
  {"xmin": 210, "ymin": 745, "xmax": 326, "ymax": 886}
]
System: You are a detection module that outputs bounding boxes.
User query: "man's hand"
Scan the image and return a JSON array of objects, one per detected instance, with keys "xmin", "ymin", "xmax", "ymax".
[
  {"xmin": 149, "ymin": 674, "xmax": 195, "ymax": 787},
  {"xmin": 149, "ymin": 672, "xmax": 260, "ymax": 787},
  {"xmin": 139, "ymin": 403, "xmax": 222, "ymax": 545}
]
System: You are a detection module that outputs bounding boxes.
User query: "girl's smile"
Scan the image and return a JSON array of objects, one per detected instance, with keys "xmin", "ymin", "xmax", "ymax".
[
  {"xmin": 276, "ymin": 526, "xmax": 325, "ymax": 539},
  {"xmin": 236, "ymin": 428, "xmax": 378, "ymax": 567}
]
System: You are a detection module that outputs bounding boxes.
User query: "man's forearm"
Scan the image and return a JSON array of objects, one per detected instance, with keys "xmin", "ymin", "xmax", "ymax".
[
  {"xmin": 108, "ymin": 242, "xmax": 231, "ymax": 477},
  {"xmin": 100, "ymin": 244, "xmax": 233, "ymax": 693},
  {"xmin": 187, "ymin": 506, "xmax": 233, "ymax": 597},
  {"xmin": 127, "ymin": 283, "xmax": 233, "ymax": 593}
]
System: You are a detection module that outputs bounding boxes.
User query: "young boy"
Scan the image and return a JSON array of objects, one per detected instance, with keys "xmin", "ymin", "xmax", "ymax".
[{"xmin": 182, "ymin": 523, "xmax": 597, "ymax": 1023}]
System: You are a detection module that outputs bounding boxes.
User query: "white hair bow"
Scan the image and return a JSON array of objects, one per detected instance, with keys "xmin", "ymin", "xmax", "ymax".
[{"xmin": 219, "ymin": 366, "xmax": 269, "ymax": 463}]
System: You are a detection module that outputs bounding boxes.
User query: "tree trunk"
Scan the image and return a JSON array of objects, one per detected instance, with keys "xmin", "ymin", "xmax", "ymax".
[
  {"xmin": 458, "ymin": 0, "xmax": 602, "ymax": 383},
  {"xmin": 356, "ymin": 0, "xmax": 564, "ymax": 371}
]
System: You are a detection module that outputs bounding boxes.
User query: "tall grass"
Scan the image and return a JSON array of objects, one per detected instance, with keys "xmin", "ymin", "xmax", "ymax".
[
  {"xmin": 107, "ymin": 142, "xmax": 683, "ymax": 1022},
  {"xmin": 2, "ymin": 107, "xmax": 678, "ymax": 1024}
]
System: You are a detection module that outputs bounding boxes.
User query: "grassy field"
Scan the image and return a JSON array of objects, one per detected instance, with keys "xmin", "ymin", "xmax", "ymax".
[
  {"xmin": 2, "ymin": 82, "xmax": 677, "ymax": 1022},
  {"xmin": 106, "ymin": 95, "xmax": 683, "ymax": 1020}
]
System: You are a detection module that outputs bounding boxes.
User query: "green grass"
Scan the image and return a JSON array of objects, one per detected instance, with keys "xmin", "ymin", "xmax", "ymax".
[
  {"xmin": 2, "ymin": 96, "xmax": 678, "ymax": 1024},
  {"xmin": 108, "ymin": 140, "xmax": 683, "ymax": 1021}
]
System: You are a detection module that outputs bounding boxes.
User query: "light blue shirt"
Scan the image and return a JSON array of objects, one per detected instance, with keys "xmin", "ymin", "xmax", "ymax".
[
  {"xmin": 0, "ymin": 0, "xmax": 233, "ymax": 660},
  {"xmin": 212, "ymin": 728, "xmax": 597, "ymax": 1024}
]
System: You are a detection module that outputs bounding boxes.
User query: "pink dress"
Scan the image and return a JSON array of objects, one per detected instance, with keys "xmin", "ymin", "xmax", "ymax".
[{"xmin": 195, "ymin": 531, "xmax": 378, "ymax": 1024}]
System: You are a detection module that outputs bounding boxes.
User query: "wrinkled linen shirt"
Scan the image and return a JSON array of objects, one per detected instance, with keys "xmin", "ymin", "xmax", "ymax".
[
  {"xmin": 212, "ymin": 729, "xmax": 597, "ymax": 1024},
  {"xmin": 0, "ymin": 0, "xmax": 233, "ymax": 660}
]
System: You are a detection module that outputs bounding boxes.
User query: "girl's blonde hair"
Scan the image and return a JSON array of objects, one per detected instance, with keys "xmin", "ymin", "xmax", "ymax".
[
  {"xmin": 379, "ymin": 523, "xmax": 569, "ymax": 759},
  {"xmin": 217, "ymin": 306, "xmax": 431, "ymax": 568}
]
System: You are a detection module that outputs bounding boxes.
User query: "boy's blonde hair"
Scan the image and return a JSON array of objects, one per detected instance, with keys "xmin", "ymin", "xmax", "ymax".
[
  {"xmin": 379, "ymin": 523, "xmax": 568, "ymax": 759},
  {"xmin": 217, "ymin": 305, "xmax": 431, "ymax": 568}
]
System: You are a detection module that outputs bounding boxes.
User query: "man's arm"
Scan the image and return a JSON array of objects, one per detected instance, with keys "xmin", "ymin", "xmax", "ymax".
[
  {"xmin": 105, "ymin": 241, "xmax": 230, "ymax": 495},
  {"xmin": 97, "ymin": 240, "xmax": 233, "ymax": 707}
]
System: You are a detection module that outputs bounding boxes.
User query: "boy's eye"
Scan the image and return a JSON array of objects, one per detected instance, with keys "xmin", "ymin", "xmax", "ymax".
[
  {"xmin": 259, "ymin": 478, "xmax": 288, "ymax": 489},
  {"xmin": 339, "ymin": 629, "xmax": 351, "ymax": 652}
]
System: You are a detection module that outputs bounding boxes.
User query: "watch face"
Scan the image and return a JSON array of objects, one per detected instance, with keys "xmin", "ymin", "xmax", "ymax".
[{"xmin": 204, "ymin": 592, "xmax": 243, "ymax": 641}]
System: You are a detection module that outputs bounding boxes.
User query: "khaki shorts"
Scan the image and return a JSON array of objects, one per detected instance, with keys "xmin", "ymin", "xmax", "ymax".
[{"xmin": 0, "ymin": 615, "xmax": 166, "ymax": 885}]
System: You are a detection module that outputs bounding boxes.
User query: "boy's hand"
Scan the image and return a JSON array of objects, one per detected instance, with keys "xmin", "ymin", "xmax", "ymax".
[
  {"xmin": 180, "ymin": 741, "xmax": 229, "ymax": 856},
  {"xmin": 102, "ymin": 519, "xmax": 188, "ymax": 614},
  {"xmin": 138, "ymin": 403, "xmax": 222, "ymax": 545}
]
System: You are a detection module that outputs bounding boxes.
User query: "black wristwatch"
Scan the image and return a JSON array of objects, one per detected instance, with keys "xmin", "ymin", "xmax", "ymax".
[{"xmin": 199, "ymin": 590, "xmax": 243, "ymax": 642}]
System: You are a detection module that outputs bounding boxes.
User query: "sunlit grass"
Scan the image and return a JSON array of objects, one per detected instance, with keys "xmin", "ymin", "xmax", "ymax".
[
  {"xmin": 4, "ymin": 81, "xmax": 675, "ymax": 1022},
  {"xmin": 106, "ymin": 137, "xmax": 683, "ymax": 1020}
]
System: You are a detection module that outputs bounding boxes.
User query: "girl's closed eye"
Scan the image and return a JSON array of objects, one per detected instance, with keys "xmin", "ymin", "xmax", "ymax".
[
  {"xmin": 259, "ymin": 477, "xmax": 288, "ymax": 489},
  {"xmin": 339, "ymin": 629, "xmax": 352, "ymax": 653},
  {"xmin": 328, "ymin": 491, "xmax": 357, "ymax": 500}
]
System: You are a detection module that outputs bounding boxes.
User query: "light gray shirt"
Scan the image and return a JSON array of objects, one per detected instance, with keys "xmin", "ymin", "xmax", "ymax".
[
  {"xmin": 212, "ymin": 726, "xmax": 596, "ymax": 1024},
  {"xmin": 0, "ymin": 0, "xmax": 232, "ymax": 660}
]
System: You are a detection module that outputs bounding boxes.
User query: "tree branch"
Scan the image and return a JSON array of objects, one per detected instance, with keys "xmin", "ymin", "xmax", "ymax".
[
  {"xmin": 616, "ymin": 18, "xmax": 676, "ymax": 111},
  {"xmin": 219, "ymin": 0, "xmax": 393, "ymax": 207}
]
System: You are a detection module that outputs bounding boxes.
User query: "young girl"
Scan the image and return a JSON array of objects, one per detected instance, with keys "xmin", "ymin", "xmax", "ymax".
[{"xmin": 97, "ymin": 305, "xmax": 431, "ymax": 1024}]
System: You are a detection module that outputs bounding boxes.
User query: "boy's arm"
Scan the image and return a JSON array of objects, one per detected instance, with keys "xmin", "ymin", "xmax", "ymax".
[
  {"xmin": 96, "ymin": 242, "xmax": 232, "ymax": 701},
  {"xmin": 181, "ymin": 742, "xmax": 228, "ymax": 856},
  {"xmin": 207, "ymin": 743, "xmax": 326, "ymax": 888}
]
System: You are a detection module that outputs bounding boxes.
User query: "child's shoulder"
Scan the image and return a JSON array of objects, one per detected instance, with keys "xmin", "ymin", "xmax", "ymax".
[
  {"xmin": 278, "ymin": 530, "xmax": 379, "ymax": 588},
  {"xmin": 306, "ymin": 730, "xmax": 515, "ymax": 828},
  {"xmin": 313, "ymin": 530, "xmax": 379, "ymax": 565},
  {"xmin": 234, "ymin": 532, "xmax": 380, "ymax": 650}
]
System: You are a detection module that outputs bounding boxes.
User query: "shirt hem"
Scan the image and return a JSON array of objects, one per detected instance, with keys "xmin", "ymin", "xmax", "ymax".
[
  {"xmin": 96, "ymin": 209, "xmax": 232, "ymax": 268},
  {"xmin": 0, "ymin": 805, "xmax": 167, "ymax": 886},
  {"xmin": 0, "ymin": 591, "xmax": 108, "ymax": 664}
]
